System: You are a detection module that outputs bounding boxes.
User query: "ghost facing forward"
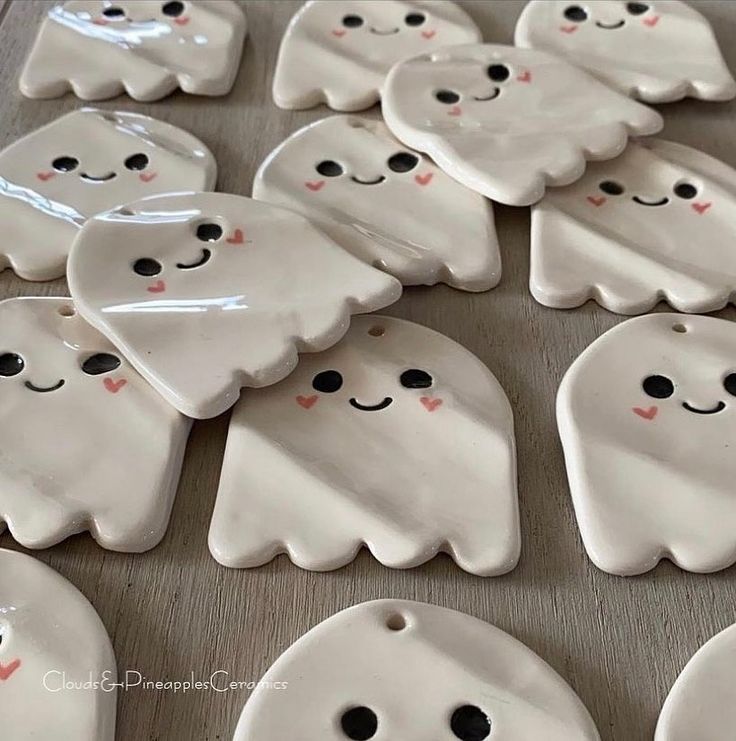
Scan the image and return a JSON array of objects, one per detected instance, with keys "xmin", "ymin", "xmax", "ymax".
[
  {"xmin": 0, "ymin": 549, "xmax": 117, "ymax": 739},
  {"xmin": 558, "ymin": 313, "xmax": 736, "ymax": 575},
  {"xmin": 209, "ymin": 316, "xmax": 519, "ymax": 576}
]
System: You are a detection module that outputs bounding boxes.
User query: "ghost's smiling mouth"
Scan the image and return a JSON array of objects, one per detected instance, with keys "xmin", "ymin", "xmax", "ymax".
[
  {"xmin": 595, "ymin": 20, "xmax": 625, "ymax": 29},
  {"xmin": 633, "ymin": 196, "xmax": 669, "ymax": 207},
  {"xmin": 682, "ymin": 401, "xmax": 726, "ymax": 415},
  {"xmin": 370, "ymin": 27, "xmax": 399, "ymax": 35},
  {"xmin": 80, "ymin": 171, "xmax": 117, "ymax": 183},
  {"xmin": 349, "ymin": 397, "xmax": 393, "ymax": 411},
  {"xmin": 24, "ymin": 379, "xmax": 65, "ymax": 393},
  {"xmin": 351, "ymin": 175, "xmax": 386, "ymax": 185},
  {"xmin": 176, "ymin": 248, "xmax": 212, "ymax": 270},
  {"xmin": 473, "ymin": 87, "xmax": 501, "ymax": 102}
]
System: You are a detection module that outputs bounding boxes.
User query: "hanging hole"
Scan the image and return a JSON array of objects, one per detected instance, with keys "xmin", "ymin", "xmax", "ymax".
[
  {"xmin": 385, "ymin": 613, "xmax": 406, "ymax": 631},
  {"xmin": 672, "ymin": 323, "xmax": 687, "ymax": 333},
  {"xmin": 117, "ymin": 208, "xmax": 134, "ymax": 216},
  {"xmin": 58, "ymin": 305, "xmax": 76, "ymax": 317},
  {"xmin": 347, "ymin": 119, "xmax": 365, "ymax": 129},
  {"xmin": 368, "ymin": 325, "xmax": 385, "ymax": 337}
]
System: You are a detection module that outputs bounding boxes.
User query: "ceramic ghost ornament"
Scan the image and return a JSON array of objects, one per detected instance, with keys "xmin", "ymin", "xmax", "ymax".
[
  {"xmin": 0, "ymin": 298, "xmax": 190, "ymax": 551},
  {"xmin": 233, "ymin": 599, "xmax": 601, "ymax": 740},
  {"xmin": 0, "ymin": 108, "xmax": 216, "ymax": 281},
  {"xmin": 20, "ymin": 1, "xmax": 247, "ymax": 101},
  {"xmin": 209, "ymin": 316, "xmax": 518, "ymax": 575},
  {"xmin": 272, "ymin": 0, "xmax": 481, "ymax": 111},
  {"xmin": 515, "ymin": 1, "xmax": 736, "ymax": 104},
  {"xmin": 382, "ymin": 44, "xmax": 663, "ymax": 206},
  {"xmin": 655, "ymin": 622, "xmax": 736, "ymax": 741},
  {"xmin": 253, "ymin": 115, "xmax": 500, "ymax": 291},
  {"xmin": 0, "ymin": 548, "xmax": 117, "ymax": 739},
  {"xmin": 67, "ymin": 192, "xmax": 402, "ymax": 419},
  {"xmin": 558, "ymin": 313, "xmax": 736, "ymax": 575},
  {"xmin": 531, "ymin": 139, "xmax": 736, "ymax": 314}
]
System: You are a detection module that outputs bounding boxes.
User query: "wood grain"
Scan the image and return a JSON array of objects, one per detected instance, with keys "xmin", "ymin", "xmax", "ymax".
[{"xmin": 2, "ymin": 2, "xmax": 736, "ymax": 739}]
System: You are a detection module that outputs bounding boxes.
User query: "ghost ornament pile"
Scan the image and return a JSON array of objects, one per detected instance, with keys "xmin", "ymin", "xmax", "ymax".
[
  {"xmin": 0, "ymin": 108, "xmax": 216, "ymax": 281},
  {"xmin": 272, "ymin": 0, "xmax": 481, "ymax": 111},
  {"xmin": 253, "ymin": 115, "xmax": 500, "ymax": 291},
  {"xmin": 515, "ymin": 0, "xmax": 736, "ymax": 104},
  {"xmin": 558, "ymin": 313, "xmax": 736, "ymax": 575},
  {"xmin": 232, "ymin": 599, "xmax": 601, "ymax": 740},
  {"xmin": 0, "ymin": 548, "xmax": 117, "ymax": 740},
  {"xmin": 19, "ymin": 0, "xmax": 247, "ymax": 101}
]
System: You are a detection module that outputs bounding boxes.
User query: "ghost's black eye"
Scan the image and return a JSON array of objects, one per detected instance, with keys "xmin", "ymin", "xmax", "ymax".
[
  {"xmin": 342, "ymin": 14, "xmax": 363, "ymax": 28},
  {"xmin": 450, "ymin": 705, "xmax": 491, "ymax": 740},
  {"xmin": 340, "ymin": 706, "xmax": 377, "ymax": 740},
  {"xmin": 196, "ymin": 223, "xmax": 223, "ymax": 242},
  {"xmin": 563, "ymin": 5, "xmax": 588, "ymax": 21},
  {"xmin": 316, "ymin": 160, "xmax": 344, "ymax": 177},
  {"xmin": 400, "ymin": 368, "xmax": 433, "ymax": 389},
  {"xmin": 673, "ymin": 182, "xmax": 697, "ymax": 199},
  {"xmin": 52, "ymin": 156, "xmax": 79, "ymax": 172},
  {"xmin": 124, "ymin": 153, "xmax": 149, "ymax": 171},
  {"xmin": 405, "ymin": 12, "xmax": 425, "ymax": 26},
  {"xmin": 642, "ymin": 375, "xmax": 674, "ymax": 399},
  {"xmin": 162, "ymin": 1, "xmax": 185, "ymax": 17},
  {"xmin": 599, "ymin": 180, "xmax": 624, "ymax": 195},
  {"xmin": 627, "ymin": 2, "xmax": 649, "ymax": 15},
  {"xmin": 133, "ymin": 258, "xmax": 162, "ymax": 276},
  {"xmin": 387, "ymin": 152, "xmax": 419, "ymax": 173},
  {"xmin": 102, "ymin": 6, "xmax": 125, "ymax": 18},
  {"xmin": 0, "ymin": 353, "xmax": 24, "ymax": 377},
  {"xmin": 435, "ymin": 89, "xmax": 460, "ymax": 104},
  {"xmin": 723, "ymin": 373, "xmax": 736, "ymax": 396},
  {"xmin": 312, "ymin": 370, "xmax": 343, "ymax": 393},
  {"xmin": 81, "ymin": 353, "xmax": 121, "ymax": 375},
  {"xmin": 487, "ymin": 64, "xmax": 510, "ymax": 82}
]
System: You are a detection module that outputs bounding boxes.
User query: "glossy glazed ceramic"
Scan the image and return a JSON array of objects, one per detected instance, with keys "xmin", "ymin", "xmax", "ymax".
[
  {"xmin": 0, "ymin": 298, "xmax": 190, "ymax": 551},
  {"xmin": 67, "ymin": 192, "xmax": 402, "ymax": 419},
  {"xmin": 558, "ymin": 313, "xmax": 736, "ymax": 575},
  {"xmin": 0, "ymin": 548, "xmax": 117, "ymax": 740},
  {"xmin": 20, "ymin": 1, "xmax": 247, "ymax": 101},
  {"xmin": 209, "ymin": 315, "xmax": 519, "ymax": 575},
  {"xmin": 655, "ymin": 622, "xmax": 736, "ymax": 741},
  {"xmin": 0, "ymin": 108, "xmax": 216, "ymax": 281},
  {"xmin": 531, "ymin": 138, "xmax": 736, "ymax": 314},
  {"xmin": 232, "ymin": 599, "xmax": 601, "ymax": 740},
  {"xmin": 515, "ymin": 0, "xmax": 736, "ymax": 104},
  {"xmin": 272, "ymin": 0, "xmax": 481, "ymax": 111},
  {"xmin": 382, "ymin": 43, "xmax": 663, "ymax": 206},
  {"xmin": 253, "ymin": 115, "xmax": 500, "ymax": 291}
]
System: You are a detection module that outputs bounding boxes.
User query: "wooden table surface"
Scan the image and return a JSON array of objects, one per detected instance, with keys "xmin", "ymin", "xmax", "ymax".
[{"xmin": 2, "ymin": 1, "xmax": 736, "ymax": 739}]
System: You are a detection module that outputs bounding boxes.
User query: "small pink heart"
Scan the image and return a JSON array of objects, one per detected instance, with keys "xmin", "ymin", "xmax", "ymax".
[
  {"xmin": 517, "ymin": 70, "xmax": 532, "ymax": 83},
  {"xmin": 332, "ymin": 29, "xmax": 346, "ymax": 37},
  {"xmin": 633, "ymin": 406, "xmax": 658, "ymax": 420},
  {"xmin": 174, "ymin": 16, "xmax": 190, "ymax": 25},
  {"xmin": 139, "ymin": 172, "xmax": 157, "ymax": 183},
  {"xmin": 587, "ymin": 195, "xmax": 606, "ymax": 207},
  {"xmin": 93, "ymin": 17, "xmax": 109, "ymax": 25},
  {"xmin": 296, "ymin": 394, "xmax": 318, "ymax": 409},
  {"xmin": 226, "ymin": 228, "xmax": 244, "ymax": 244},
  {"xmin": 104, "ymin": 377, "xmax": 127, "ymax": 394},
  {"xmin": 560, "ymin": 24, "xmax": 578, "ymax": 33},
  {"xmin": 414, "ymin": 172, "xmax": 433, "ymax": 186},
  {"xmin": 0, "ymin": 659, "xmax": 20, "ymax": 681},
  {"xmin": 692, "ymin": 202, "xmax": 712, "ymax": 215},
  {"xmin": 305, "ymin": 180, "xmax": 325, "ymax": 191},
  {"xmin": 147, "ymin": 280, "xmax": 165, "ymax": 293},
  {"xmin": 448, "ymin": 105, "xmax": 462, "ymax": 117},
  {"xmin": 643, "ymin": 15, "xmax": 660, "ymax": 27},
  {"xmin": 421, "ymin": 397, "xmax": 443, "ymax": 412},
  {"xmin": 421, "ymin": 29, "xmax": 436, "ymax": 39},
  {"xmin": 36, "ymin": 171, "xmax": 55, "ymax": 181}
]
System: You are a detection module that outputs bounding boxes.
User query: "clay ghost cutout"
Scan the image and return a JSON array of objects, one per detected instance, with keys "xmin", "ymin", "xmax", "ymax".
[
  {"xmin": 253, "ymin": 115, "xmax": 500, "ymax": 291},
  {"xmin": 515, "ymin": 0, "xmax": 736, "ymax": 104},
  {"xmin": 382, "ymin": 43, "xmax": 663, "ymax": 206},
  {"xmin": 531, "ymin": 139, "xmax": 736, "ymax": 314},
  {"xmin": 0, "ymin": 548, "xmax": 117, "ymax": 739},
  {"xmin": 272, "ymin": 0, "xmax": 481, "ymax": 111},
  {"xmin": 233, "ymin": 599, "xmax": 601, "ymax": 740},
  {"xmin": 0, "ymin": 298, "xmax": 190, "ymax": 552},
  {"xmin": 20, "ymin": 1, "xmax": 247, "ymax": 101},
  {"xmin": 67, "ymin": 192, "xmax": 402, "ymax": 419},
  {"xmin": 209, "ymin": 316, "xmax": 519, "ymax": 575},
  {"xmin": 656, "ymin": 622, "xmax": 736, "ymax": 741},
  {"xmin": 558, "ymin": 313, "xmax": 736, "ymax": 576},
  {"xmin": 0, "ymin": 108, "xmax": 216, "ymax": 281}
]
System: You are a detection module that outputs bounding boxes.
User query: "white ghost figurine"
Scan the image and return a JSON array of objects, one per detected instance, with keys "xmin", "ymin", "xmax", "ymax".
[
  {"xmin": 67, "ymin": 192, "xmax": 402, "ymax": 419},
  {"xmin": 253, "ymin": 115, "xmax": 500, "ymax": 291},
  {"xmin": 558, "ymin": 313, "xmax": 736, "ymax": 576},
  {"xmin": 209, "ymin": 315, "xmax": 519, "ymax": 576},
  {"xmin": 233, "ymin": 599, "xmax": 601, "ymax": 740},
  {"xmin": 0, "ymin": 298, "xmax": 190, "ymax": 552},
  {"xmin": 0, "ymin": 548, "xmax": 117, "ymax": 739},
  {"xmin": 531, "ymin": 138, "xmax": 736, "ymax": 314},
  {"xmin": 272, "ymin": 0, "xmax": 481, "ymax": 111},
  {"xmin": 0, "ymin": 108, "xmax": 216, "ymax": 281},
  {"xmin": 515, "ymin": 1, "xmax": 736, "ymax": 104},
  {"xmin": 19, "ymin": 0, "xmax": 247, "ymax": 101},
  {"xmin": 382, "ymin": 43, "xmax": 663, "ymax": 206},
  {"xmin": 656, "ymin": 622, "xmax": 736, "ymax": 741}
]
